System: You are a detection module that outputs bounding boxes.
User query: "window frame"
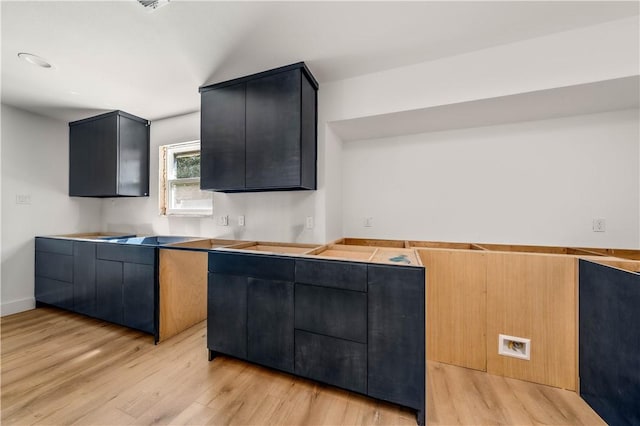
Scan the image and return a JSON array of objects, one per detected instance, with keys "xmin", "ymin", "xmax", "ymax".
[{"xmin": 159, "ymin": 140, "xmax": 212, "ymax": 217}]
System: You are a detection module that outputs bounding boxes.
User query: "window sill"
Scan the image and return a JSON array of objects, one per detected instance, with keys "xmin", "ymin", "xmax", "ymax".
[{"xmin": 161, "ymin": 212, "xmax": 213, "ymax": 218}]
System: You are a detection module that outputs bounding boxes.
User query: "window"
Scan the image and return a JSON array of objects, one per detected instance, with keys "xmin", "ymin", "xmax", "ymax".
[{"xmin": 159, "ymin": 141, "xmax": 212, "ymax": 216}]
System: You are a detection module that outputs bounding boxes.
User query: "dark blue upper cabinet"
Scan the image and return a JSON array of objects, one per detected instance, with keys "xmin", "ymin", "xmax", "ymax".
[
  {"xmin": 199, "ymin": 62, "xmax": 318, "ymax": 192},
  {"xmin": 69, "ymin": 110, "xmax": 150, "ymax": 197}
]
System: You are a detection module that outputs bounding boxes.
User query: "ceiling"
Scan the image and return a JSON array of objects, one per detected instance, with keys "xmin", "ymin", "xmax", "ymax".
[{"xmin": 2, "ymin": 1, "xmax": 639, "ymax": 123}]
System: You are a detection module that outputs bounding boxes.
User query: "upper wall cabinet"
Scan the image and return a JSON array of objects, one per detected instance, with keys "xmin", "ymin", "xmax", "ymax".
[
  {"xmin": 199, "ymin": 62, "xmax": 318, "ymax": 192},
  {"xmin": 69, "ymin": 110, "xmax": 150, "ymax": 197}
]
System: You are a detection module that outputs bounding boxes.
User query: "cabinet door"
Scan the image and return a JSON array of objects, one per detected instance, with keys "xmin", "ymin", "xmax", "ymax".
[
  {"xmin": 247, "ymin": 278, "xmax": 294, "ymax": 372},
  {"xmin": 123, "ymin": 263, "xmax": 155, "ymax": 334},
  {"xmin": 69, "ymin": 115, "xmax": 118, "ymax": 196},
  {"xmin": 200, "ymin": 84, "xmax": 246, "ymax": 191},
  {"xmin": 245, "ymin": 70, "xmax": 301, "ymax": 189},
  {"xmin": 208, "ymin": 273, "xmax": 247, "ymax": 359},
  {"xmin": 368, "ymin": 265, "xmax": 425, "ymax": 411},
  {"xmin": 96, "ymin": 259, "xmax": 123, "ymax": 325},
  {"xmin": 35, "ymin": 277, "xmax": 73, "ymax": 309},
  {"xmin": 73, "ymin": 241, "xmax": 97, "ymax": 316}
]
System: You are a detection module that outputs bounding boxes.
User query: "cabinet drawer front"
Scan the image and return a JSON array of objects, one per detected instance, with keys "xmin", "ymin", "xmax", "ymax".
[
  {"xmin": 35, "ymin": 251, "xmax": 73, "ymax": 282},
  {"xmin": 294, "ymin": 330, "xmax": 366, "ymax": 394},
  {"xmin": 97, "ymin": 244, "xmax": 155, "ymax": 265},
  {"xmin": 295, "ymin": 284, "xmax": 366, "ymax": 343},
  {"xmin": 208, "ymin": 251, "xmax": 294, "ymax": 282},
  {"xmin": 295, "ymin": 259, "xmax": 367, "ymax": 292},
  {"xmin": 35, "ymin": 276, "xmax": 73, "ymax": 309},
  {"xmin": 36, "ymin": 238, "xmax": 73, "ymax": 255}
]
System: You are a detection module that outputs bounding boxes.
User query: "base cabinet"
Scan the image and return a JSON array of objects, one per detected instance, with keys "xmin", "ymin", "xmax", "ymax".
[
  {"xmin": 208, "ymin": 273, "xmax": 247, "ymax": 359},
  {"xmin": 35, "ymin": 237, "xmax": 157, "ymax": 338},
  {"xmin": 207, "ymin": 252, "xmax": 425, "ymax": 425},
  {"xmin": 35, "ymin": 238, "xmax": 74, "ymax": 309},
  {"xmin": 368, "ymin": 265, "xmax": 425, "ymax": 412},
  {"xmin": 247, "ymin": 278, "xmax": 294, "ymax": 372}
]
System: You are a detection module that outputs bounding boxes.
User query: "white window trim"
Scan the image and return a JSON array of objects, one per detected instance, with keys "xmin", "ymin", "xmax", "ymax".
[{"xmin": 159, "ymin": 140, "xmax": 212, "ymax": 217}]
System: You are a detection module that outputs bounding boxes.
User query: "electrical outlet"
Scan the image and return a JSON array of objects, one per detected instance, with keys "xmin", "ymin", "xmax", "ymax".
[
  {"xmin": 364, "ymin": 217, "xmax": 374, "ymax": 227},
  {"xmin": 218, "ymin": 215, "xmax": 228, "ymax": 226},
  {"xmin": 16, "ymin": 194, "xmax": 31, "ymax": 205},
  {"xmin": 593, "ymin": 218, "xmax": 606, "ymax": 232},
  {"xmin": 498, "ymin": 334, "xmax": 530, "ymax": 360},
  {"xmin": 238, "ymin": 215, "xmax": 245, "ymax": 226},
  {"xmin": 305, "ymin": 216, "xmax": 314, "ymax": 229}
]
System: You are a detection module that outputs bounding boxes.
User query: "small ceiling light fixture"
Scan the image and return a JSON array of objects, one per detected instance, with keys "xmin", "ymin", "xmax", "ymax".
[
  {"xmin": 137, "ymin": 0, "xmax": 170, "ymax": 12},
  {"xmin": 17, "ymin": 52, "xmax": 52, "ymax": 68}
]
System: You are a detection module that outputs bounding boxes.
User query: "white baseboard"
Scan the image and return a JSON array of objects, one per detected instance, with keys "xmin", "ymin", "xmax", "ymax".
[{"xmin": 1, "ymin": 297, "xmax": 35, "ymax": 317}]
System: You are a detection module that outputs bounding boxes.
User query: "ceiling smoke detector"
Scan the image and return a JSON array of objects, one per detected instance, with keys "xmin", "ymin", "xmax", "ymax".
[{"xmin": 137, "ymin": 0, "xmax": 170, "ymax": 11}]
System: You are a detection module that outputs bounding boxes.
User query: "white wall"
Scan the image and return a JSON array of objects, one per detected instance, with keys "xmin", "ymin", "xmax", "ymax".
[
  {"xmin": 322, "ymin": 16, "xmax": 639, "ymax": 123},
  {"xmin": 341, "ymin": 109, "xmax": 640, "ymax": 248},
  {"xmin": 0, "ymin": 105, "xmax": 103, "ymax": 316},
  {"xmin": 100, "ymin": 112, "xmax": 321, "ymax": 243}
]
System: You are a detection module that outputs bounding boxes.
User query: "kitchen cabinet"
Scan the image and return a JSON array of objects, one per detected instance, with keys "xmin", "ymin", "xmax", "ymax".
[
  {"xmin": 579, "ymin": 260, "xmax": 640, "ymax": 426},
  {"xmin": 368, "ymin": 264, "xmax": 425, "ymax": 423},
  {"xmin": 208, "ymin": 273, "xmax": 247, "ymax": 359},
  {"xmin": 199, "ymin": 62, "xmax": 318, "ymax": 192},
  {"xmin": 35, "ymin": 238, "xmax": 74, "ymax": 309},
  {"xmin": 69, "ymin": 110, "xmax": 150, "ymax": 197},
  {"xmin": 200, "ymin": 84, "xmax": 245, "ymax": 190},
  {"xmin": 73, "ymin": 241, "xmax": 97, "ymax": 317},
  {"xmin": 35, "ymin": 236, "xmax": 158, "ymax": 339},
  {"xmin": 247, "ymin": 277, "xmax": 294, "ymax": 372},
  {"xmin": 207, "ymin": 251, "xmax": 295, "ymax": 371},
  {"xmin": 207, "ymin": 251, "xmax": 425, "ymax": 425},
  {"xmin": 96, "ymin": 244, "xmax": 156, "ymax": 334}
]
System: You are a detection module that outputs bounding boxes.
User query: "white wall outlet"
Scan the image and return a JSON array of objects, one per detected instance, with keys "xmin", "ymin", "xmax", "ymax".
[
  {"xmin": 498, "ymin": 334, "xmax": 530, "ymax": 360},
  {"xmin": 305, "ymin": 216, "xmax": 314, "ymax": 229},
  {"xmin": 592, "ymin": 218, "xmax": 606, "ymax": 232},
  {"xmin": 238, "ymin": 215, "xmax": 245, "ymax": 226},
  {"xmin": 218, "ymin": 215, "xmax": 228, "ymax": 226},
  {"xmin": 16, "ymin": 194, "xmax": 31, "ymax": 205},
  {"xmin": 364, "ymin": 217, "xmax": 374, "ymax": 227}
]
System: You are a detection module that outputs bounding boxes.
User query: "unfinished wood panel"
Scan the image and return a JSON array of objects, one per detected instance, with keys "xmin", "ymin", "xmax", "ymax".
[
  {"xmin": 417, "ymin": 248, "xmax": 487, "ymax": 371},
  {"xmin": 158, "ymin": 248, "xmax": 208, "ymax": 341},
  {"xmin": 576, "ymin": 247, "xmax": 640, "ymax": 261},
  {"xmin": 370, "ymin": 248, "xmax": 419, "ymax": 266},
  {"xmin": 340, "ymin": 238, "xmax": 407, "ymax": 248},
  {"xmin": 1, "ymin": 308, "xmax": 603, "ymax": 426},
  {"xmin": 477, "ymin": 243, "xmax": 599, "ymax": 255},
  {"xmin": 308, "ymin": 244, "xmax": 378, "ymax": 262},
  {"xmin": 167, "ymin": 238, "xmax": 242, "ymax": 249},
  {"xmin": 408, "ymin": 241, "xmax": 484, "ymax": 250},
  {"xmin": 486, "ymin": 253, "xmax": 576, "ymax": 390}
]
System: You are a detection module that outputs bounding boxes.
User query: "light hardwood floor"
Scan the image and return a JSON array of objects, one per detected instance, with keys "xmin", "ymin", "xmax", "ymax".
[{"xmin": 1, "ymin": 307, "xmax": 604, "ymax": 425}]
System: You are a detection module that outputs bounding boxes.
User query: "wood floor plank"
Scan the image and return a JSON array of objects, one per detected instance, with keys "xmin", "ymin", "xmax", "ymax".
[{"xmin": 1, "ymin": 307, "xmax": 605, "ymax": 425}]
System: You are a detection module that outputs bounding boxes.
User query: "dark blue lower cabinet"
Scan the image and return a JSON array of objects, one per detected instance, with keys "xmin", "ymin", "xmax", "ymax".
[
  {"xmin": 96, "ymin": 259, "xmax": 124, "ymax": 325},
  {"xmin": 35, "ymin": 237, "xmax": 157, "ymax": 339},
  {"xmin": 207, "ymin": 252, "xmax": 426, "ymax": 425},
  {"xmin": 123, "ymin": 263, "xmax": 155, "ymax": 334},
  {"xmin": 35, "ymin": 238, "xmax": 74, "ymax": 309},
  {"xmin": 294, "ymin": 329, "xmax": 367, "ymax": 394},
  {"xmin": 35, "ymin": 276, "xmax": 73, "ymax": 309},
  {"xmin": 208, "ymin": 273, "xmax": 247, "ymax": 359},
  {"xmin": 73, "ymin": 241, "xmax": 97, "ymax": 317},
  {"xmin": 579, "ymin": 260, "xmax": 640, "ymax": 426},
  {"xmin": 368, "ymin": 265, "xmax": 426, "ymax": 424},
  {"xmin": 247, "ymin": 278, "xmax": 294, "ymax": 373}
]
